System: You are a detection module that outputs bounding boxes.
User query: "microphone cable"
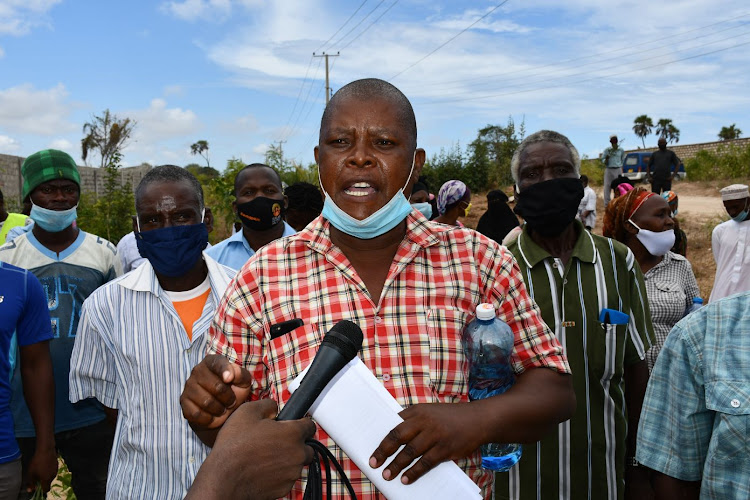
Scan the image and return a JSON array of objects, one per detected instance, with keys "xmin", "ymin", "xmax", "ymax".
[{"xmin": 303, "ymin": 439, "xmax": 358, "ymax": 500}]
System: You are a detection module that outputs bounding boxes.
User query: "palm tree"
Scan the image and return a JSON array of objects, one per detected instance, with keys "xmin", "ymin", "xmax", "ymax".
[
  {"xmin": 656, "ymin": 118, "xmax": 680, "ymax": 144},
  {"xmin": 632, "ymin": 115, "xmax": 654, "ymax": 148},
  {"xmin": 718, "ymin": 124, "xmax": 742, "ymax": 141}
]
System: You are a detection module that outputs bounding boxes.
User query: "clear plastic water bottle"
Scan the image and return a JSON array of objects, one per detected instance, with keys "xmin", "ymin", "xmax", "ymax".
[
  {"xmin": 685, "ymin": 297, "xmax": 704, "ymax": 316},
  {"xmin": 462, "ymin": 303, "xmax": 522, "ymax": 472}
]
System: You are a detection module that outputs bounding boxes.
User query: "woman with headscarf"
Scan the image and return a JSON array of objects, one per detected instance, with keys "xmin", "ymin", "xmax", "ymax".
[
  {"xmin": 661, "ymin": 190, "xmax": 687, "ymax": 256},
  {"xmin": 434, "ymin": 180, "xmax": 471, "ymax": 227},
  {"xmin": 603, "ymin": 187, "xmax": 699, "ymax": 372},
  {"xmin": 476, "ymin": 189, "xmax": 519, "ymax": 243}
]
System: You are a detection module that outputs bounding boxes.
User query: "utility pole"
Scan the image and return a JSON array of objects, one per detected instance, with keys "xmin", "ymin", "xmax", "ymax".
[
  {"xmin": 313, "ymin": 51, "xmax": 340, "ymax": 104},
  {"xmin": 275, "ymin": 140, "xmax": 286, "ymax": 166}
]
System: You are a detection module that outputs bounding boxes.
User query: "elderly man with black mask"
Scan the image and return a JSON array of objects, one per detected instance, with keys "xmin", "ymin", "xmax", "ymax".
[{"xmin": 497, "ymin": 130, "xmax": 655, "ymax": 500}]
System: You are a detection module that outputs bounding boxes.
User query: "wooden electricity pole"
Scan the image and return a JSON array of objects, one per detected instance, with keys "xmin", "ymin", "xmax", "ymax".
[{"xmin": 313, "ymin": 51, "xmax": 340, "ymax": 104}]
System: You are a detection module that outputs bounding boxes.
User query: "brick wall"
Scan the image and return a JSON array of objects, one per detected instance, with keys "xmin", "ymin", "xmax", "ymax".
[{"xmin": 0, "ymin": 153, "xmax": 150, "ymax": 206}]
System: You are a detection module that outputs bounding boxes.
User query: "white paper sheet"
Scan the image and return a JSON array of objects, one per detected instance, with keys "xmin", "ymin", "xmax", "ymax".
[{"xmin": 288, "ymin": 357, "xmax": 482, "ymax": 500}]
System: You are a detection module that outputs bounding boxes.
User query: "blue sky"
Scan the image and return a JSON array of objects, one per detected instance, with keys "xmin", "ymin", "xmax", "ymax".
[{"xmin": 1, "ymin": 0, "xmax": 749, "ymax": 171}]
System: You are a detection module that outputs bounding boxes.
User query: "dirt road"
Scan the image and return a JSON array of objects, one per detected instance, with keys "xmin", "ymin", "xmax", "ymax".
[{"xmin": 676, "ymin": 195, "xmax": 725, "ymax": 218}]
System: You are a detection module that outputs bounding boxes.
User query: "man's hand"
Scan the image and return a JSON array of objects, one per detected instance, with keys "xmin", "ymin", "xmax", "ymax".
[
  {"xmin": 186, "ymin": 399, "xmax": 317, "ymax": 500},
  {"xmin": 369, "ymin": 403, "xmax": 483, "ymax": 485},
  {"xmin": 180, "ymin": 354, "xmax": 253, "ymax": 438},
  {"xmin": 25, "ymin": 446, "xmax": 58, "ymax": 494}
]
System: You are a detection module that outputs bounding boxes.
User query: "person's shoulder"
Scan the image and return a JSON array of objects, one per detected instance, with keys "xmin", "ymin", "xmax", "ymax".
[
  {"xmin": 0, "ymin": 230, "xmax": 29, "ymax": 252},
  {"xmin": 0, "ymin": 260, "xmax": 30, "ymax": 279},
  {"xmin": 591, "ymin": 233, "xmax": 634, "ymax": 265},
  {"xmin": 81, "ymin": 231, "xmax": 118, "ymax": 257}
]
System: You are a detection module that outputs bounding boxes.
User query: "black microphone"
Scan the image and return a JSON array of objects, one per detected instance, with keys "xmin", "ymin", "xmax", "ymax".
[{"xmin": 277, "ymin": 319, "xmax": 363, "ymax": 421}]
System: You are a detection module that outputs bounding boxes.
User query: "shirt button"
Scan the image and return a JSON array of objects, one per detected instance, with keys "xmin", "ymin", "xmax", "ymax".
[
  {"xmin": 375, "ymin": 316, "xmax": 383, "ymax": 324},
  {"xmin": 188, "ymin": 456, "xmax": 195, "ymax": 464},
  {"xmin": 382, "ymin": 373, "xmax": 391, "ymax": 382},
  {"xmin": 731, "ymin": 399, "xmax": 740, "ymax": 408},
  {"xmin": 563, "ymin": 279, "xmax": 568, "ymax": 285}
]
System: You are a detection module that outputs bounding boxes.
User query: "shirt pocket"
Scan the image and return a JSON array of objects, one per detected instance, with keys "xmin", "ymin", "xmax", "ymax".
[
  {"xmin": 591, "ymin": 322, "xmax": 627, "ymax": 382},
  {"xmin": 704, "ymin": 379, "xmax": 750, "ymax": 462},
  {"xmin": 426, "ymin": 307, "xmax": 469, "ymax": 402},
  {"xmin": 267, "ymin": 322, "xmax": 324, "ymax": 403}
]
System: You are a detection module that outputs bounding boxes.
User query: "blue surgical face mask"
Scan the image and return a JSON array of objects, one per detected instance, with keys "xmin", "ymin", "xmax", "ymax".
[
  {"xmin": 136, "ymin": 210, "xmax": 208, "ymax": 277},
  {"xmin": 411, "ymin": 202, "xmax": 432, "ymax": 220},
  {"xmin": 320, "ymin": 152, "xmax": 417, "ymax": 239},
  {"xmin": 731, "ymin": 199, "xmax": 749, "ymax": 223},
  {"xmin": 30, "ymin": 202, "xmax": 77, "ymax": 232}
]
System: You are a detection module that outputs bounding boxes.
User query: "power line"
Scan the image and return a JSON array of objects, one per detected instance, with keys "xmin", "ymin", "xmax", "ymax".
[
  {"xmin": 279, "ymin": 55, "xmax": 314, "ymax": 142},
  {"xmin": 415, "ymin": 11, "xmax": 750, "ymax": 90},
  {"xmin": 315, "ymin": 0, "xmax": 369, "ymax": 53},
  {"xmin": 388, "ymin": 0, "xmax": 511, "ymax": 81},
  {"xmin": 416, "ymin": 20, "xmax": 750, "ymax": 96},
  {"xmin": 419, "ymin": 37, "xmax": 750, "ymax": 105},
  {"xmin": 284, "ymin": 56, "xmax": 324, "ymax": 142},
  {"xmin": 330, "ymin": 0, "xmax": 386, "ymax": 48},
  {"xmin": 340, "ymin": 0, "xmax": 400, "ymax": 51}
]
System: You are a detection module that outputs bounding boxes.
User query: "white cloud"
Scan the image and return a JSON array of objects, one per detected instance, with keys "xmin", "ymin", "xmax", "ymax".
[
  {"xmin": 0, "ymin": 134, "xmax": 21, "ymax": 153},
  {"xmin": 160, "ymin": 0, "xmax": 232, "ymax": 22},
  {"xmin": 48, "ymin": 138, "xmax": 73, "ymax": 150},
  {"xmin": 163, "ymin": 84, "xmax": 185, "ymax": 97},
  {"xmin": 0, "ymin": 0, "xmax": 61, "ymax": 36},
  {"xmin": 128, "ymin": 98, "xmax": 200, "ymax": 142},
  {"xmin": 219, "ymin": 114, "xmax": 259, "ymax": 134},
  {"xmin": 252, "ymin": 143, "xmax": 268, "ymax": 155},
  {"xmin": 0, "ymin": 83, "xmax": 76, "ymax": 135}
]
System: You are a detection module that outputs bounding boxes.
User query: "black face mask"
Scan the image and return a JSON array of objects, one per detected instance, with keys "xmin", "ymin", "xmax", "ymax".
[
  {"xmin": 514, "ymin": 178, "xmax": 584, "ymax": 237},
  {"xmin": 236, "ymin": 196, "xmax": 285, "ymax": 231}
]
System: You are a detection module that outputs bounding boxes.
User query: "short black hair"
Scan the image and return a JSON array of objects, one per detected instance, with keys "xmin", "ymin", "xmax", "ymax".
[
  {"xmin": 320, "ymin": 78, "xmax": 417, "ymax": 149},
  {"xmin": 285, "ymin": 181, "xmax": 323, "ymax": 213},
  {"xmin": 135, "ymin": 165, "xmax": 204, "ymax": 211},
  {"xmin": 580, "ymin": 175, "xmax": 589, "ymax": 183},
  {"xmin": 0, "ymin": 188, "xmax": 4, "ymax": 201},
  {"xmin": 234, "ymin": 163, "xmax": 282, "ymax": 197}
]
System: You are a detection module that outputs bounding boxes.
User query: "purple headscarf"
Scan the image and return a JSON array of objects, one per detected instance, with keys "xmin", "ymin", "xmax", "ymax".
[{"xmin": 437, "ymin": 180, "xmax": 467, "ymax": 215}]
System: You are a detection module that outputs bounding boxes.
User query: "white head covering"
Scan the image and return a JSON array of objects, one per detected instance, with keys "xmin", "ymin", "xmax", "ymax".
[
  {"xmin": 720, "ymin": 184, "xmax": 749, "ymax": 201},
  {"xmin": 609, "ymin": 134, "xmax": 618, "ymax": 140}
]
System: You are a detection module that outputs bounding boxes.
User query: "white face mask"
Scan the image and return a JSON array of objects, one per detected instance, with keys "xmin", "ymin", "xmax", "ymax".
[{"xmin": 628, "ymin": 219, "xmax": 675, "ymax": 256}]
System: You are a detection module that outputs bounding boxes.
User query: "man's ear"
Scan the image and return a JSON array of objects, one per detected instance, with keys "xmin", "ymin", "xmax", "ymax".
[
  {"xmin": 203, "ymin": 207, "xmax": 214, "ymax": 234},
  {"xmin": 283, "ymin": 195, "xmax": 289, "ymax": 210},
  {"xmin": 131, "ymin": 215, "xmax": 139, "ymax": 234}
]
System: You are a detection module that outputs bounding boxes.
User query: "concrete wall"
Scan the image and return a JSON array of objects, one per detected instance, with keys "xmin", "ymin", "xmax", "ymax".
[
  {"xmin": 625, "ymin": 137, "xmax": 750, "ymax": 161},
  {"xmin": 0, "ymin": 153, "xmax": 151, "ymax": 206}
]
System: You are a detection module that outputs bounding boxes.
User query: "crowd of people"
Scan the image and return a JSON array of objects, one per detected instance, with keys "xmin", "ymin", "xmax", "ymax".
[{"xmin": 0, "ymin": 78, "xmax": 747, "ymax": 500}]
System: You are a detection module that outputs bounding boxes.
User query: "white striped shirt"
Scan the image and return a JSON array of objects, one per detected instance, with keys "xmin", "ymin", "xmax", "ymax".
[{"xmin": 69, "ymin": 254, "xmax": 234, "ymax": 499}]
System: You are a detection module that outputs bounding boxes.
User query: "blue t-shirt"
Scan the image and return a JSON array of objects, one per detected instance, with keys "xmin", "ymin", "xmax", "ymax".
[
  {"xmin": 0, "ymin": 230, "xmax": 121, "ymax": 436},
  {"xmin": 0, "ymin": 262, "xmax": 53, "ymax": 464}
]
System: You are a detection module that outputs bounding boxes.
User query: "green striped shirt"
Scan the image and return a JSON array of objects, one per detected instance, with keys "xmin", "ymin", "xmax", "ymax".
[{"xmin": 496, "ymin": 221, "xmax": 655, "ymax": 500}]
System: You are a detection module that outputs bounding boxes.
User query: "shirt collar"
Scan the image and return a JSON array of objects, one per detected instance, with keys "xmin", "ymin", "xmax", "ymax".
[
  {"xmin": 517, "ymin": 219, "xmax": 596, "ymax": 268},
  {"xmin": 232, "ymin": 222, "xmax": 297, "ymax": 253},
  {"xmin": 303, "ymin": 210, "xmax": 441, "ymax": 256},
  {"xmin": 117, "ymin": 251, "xmax": 232, "ymax": 298}
]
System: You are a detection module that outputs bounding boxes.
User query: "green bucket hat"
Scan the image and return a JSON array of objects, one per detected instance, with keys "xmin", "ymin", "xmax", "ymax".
[{"xmin": 22, "ymin": 149, "xmax": 81, "ymax": 200}]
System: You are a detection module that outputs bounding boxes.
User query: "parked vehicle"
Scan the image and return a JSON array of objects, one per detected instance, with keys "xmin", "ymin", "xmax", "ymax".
[{"xmin": 622, "ymin": 152, "xmax": 686, "ymax": 182}]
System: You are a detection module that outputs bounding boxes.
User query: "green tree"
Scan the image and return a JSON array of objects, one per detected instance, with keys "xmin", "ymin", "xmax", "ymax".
[
  {"xmin": 81, "ymin": 109, "xmax": 135, "ymax": 168},
  {"xmin": 76, "ymin": 151, "xmax": 135, "ymax": 244},
  {"xmin": 264, "ymin": 143, "xmax": 292, "ymax": 174},
  {"xmin": 718, "ymin": 124, "xmax": 742, "ymax": 141},
  {"xmin": 190, "ymin": 140, "xmax": 211, "ymax": 168},
  {"xmin": 421, "ymin": 143, "xmax": 466, "ymax": 193},
  {"xmin": 632, "ymin": 115, "xmax": 654, "ymax": 148},
  {"xmin": 204, "ymin": 158, "xmax": 247, "ymax": 241},
  {"xmin": 655, "ymin": 118, "xmax": 680, "ymax": 144},
  {"xmin": 467, "ymin": 116, "xmax": 525, "ymax": 188}
]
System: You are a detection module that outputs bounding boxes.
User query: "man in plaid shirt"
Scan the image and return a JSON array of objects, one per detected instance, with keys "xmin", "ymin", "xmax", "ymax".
[{"xmin": 180, "ymin": 78, "xmax": 575, "ymax": 499}]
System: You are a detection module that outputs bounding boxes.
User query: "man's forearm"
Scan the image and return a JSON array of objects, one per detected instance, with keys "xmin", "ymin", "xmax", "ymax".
[
  {"xmin": 624, "ymin": 359, "xmax": 648, "ymax": 458},
  {"xmin": 20, "ymin": 343, "xmax": 56, "ymax": 450},
  {"xmin": 474, "ymin": 368, "xmax": 575, "ymax": 444}
]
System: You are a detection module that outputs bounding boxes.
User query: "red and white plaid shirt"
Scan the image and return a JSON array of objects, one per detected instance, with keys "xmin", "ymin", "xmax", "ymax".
[{"xmin": 208, "ymin": 212, "xmax": 570, "ymax": 499}]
